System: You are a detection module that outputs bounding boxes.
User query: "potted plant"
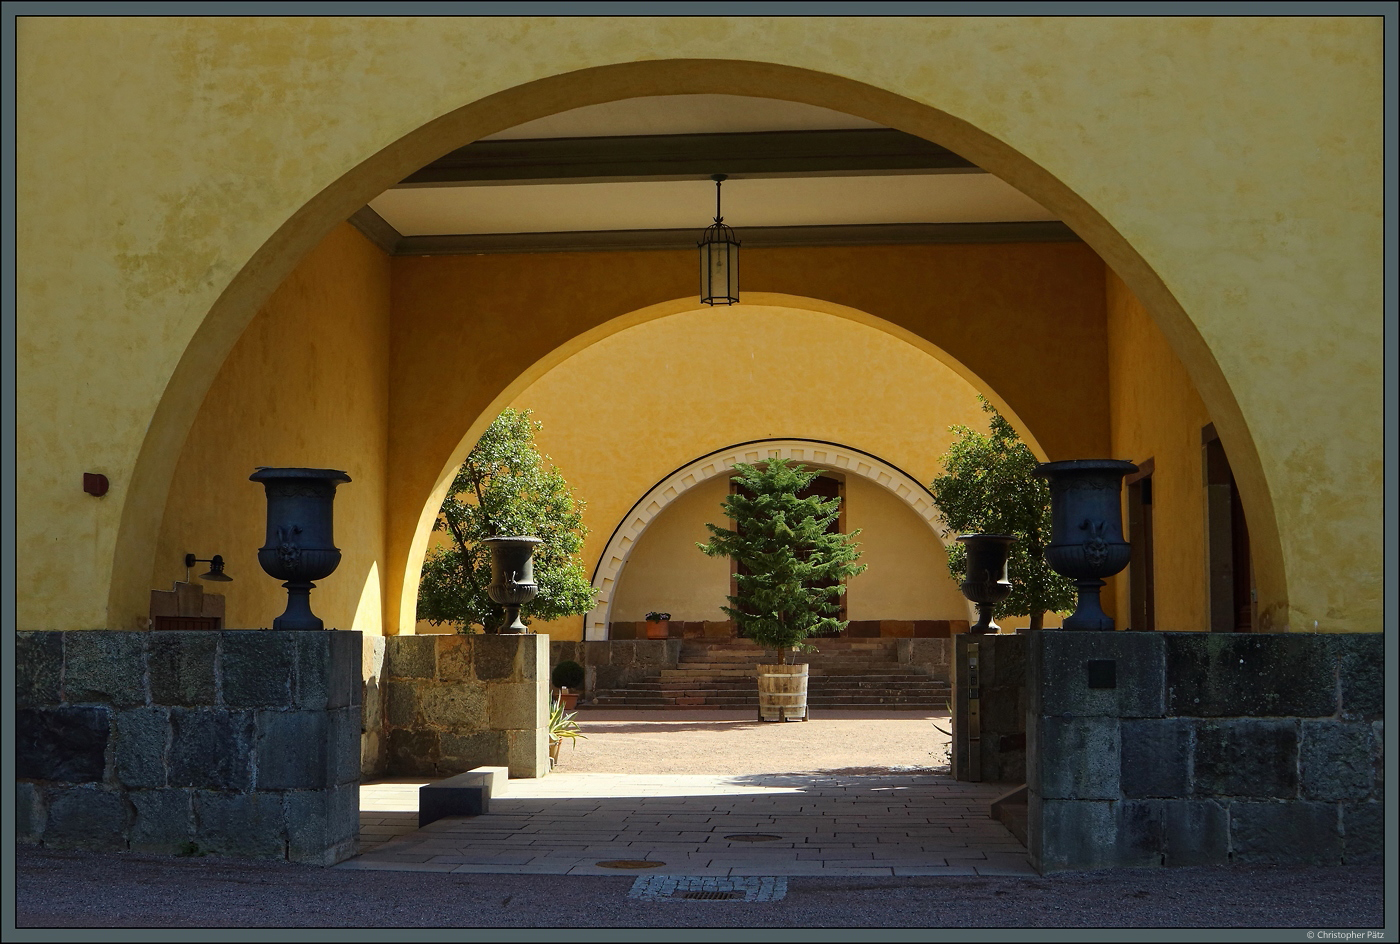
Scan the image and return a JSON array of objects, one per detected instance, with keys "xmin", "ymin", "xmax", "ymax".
[
  {"xmin": 548, "ymin": 694, "xmax": 586, "ymax": 768},
  {"xmin": 697, "ymin": 460, "xmax": 865, "ymax": 722},
  {"xmin": 644, "ymin": 611, "xmax": 671, "ymax": 639},
  {"xmin": 930, "ymin": 397, "xmax": 1076, "ymax": 630},
  {"xmin": 551, "ymin": 659, "xmax": 586, "ymax": 710}
]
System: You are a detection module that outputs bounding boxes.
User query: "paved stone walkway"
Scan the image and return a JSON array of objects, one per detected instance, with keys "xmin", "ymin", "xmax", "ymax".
[{"xmin": 344, "ymin": 772, "xmax": 1033, "ymax": 877}]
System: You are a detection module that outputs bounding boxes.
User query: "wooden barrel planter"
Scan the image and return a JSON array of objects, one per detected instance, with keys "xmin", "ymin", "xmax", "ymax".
[{"xmin": 757, "ymin": 663, "xmax": 810, "ymax": 722}]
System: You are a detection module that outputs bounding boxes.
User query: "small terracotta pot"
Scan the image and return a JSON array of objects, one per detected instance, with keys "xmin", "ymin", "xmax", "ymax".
[{"xmin": 645, "ymin": 619, "xmax": 670, "ymax": 639}]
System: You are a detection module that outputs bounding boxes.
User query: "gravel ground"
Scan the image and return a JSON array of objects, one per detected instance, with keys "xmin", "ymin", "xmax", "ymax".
[
  {"xmin": 556, "ymin": 708, "xmax": 952, "ymax": 775},
  {"xmin": 11, "ymin": 710, "xmax": 1388, "ymax": 932},
  {"xmin": 13, "ymin": 847, "xmax": 1385, "ymax": 931}
]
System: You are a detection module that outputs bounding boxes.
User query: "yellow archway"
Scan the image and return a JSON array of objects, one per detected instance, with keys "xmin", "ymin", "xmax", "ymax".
[{"xmin": 107, "ymin": 55, "xmax": 1303, "ymax": 634}]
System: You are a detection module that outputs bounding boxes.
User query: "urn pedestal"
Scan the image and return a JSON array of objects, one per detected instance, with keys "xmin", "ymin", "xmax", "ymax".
[
  {"xmin": 1033, "ymin": 459, "xmax": 1136, "ymax": 630},
  {"xmin": 249, "ymin": 467, "xmax": 352, "ymax": 631},
  {"xmin": 957, "ymin": 534, "xmax": 1017, "ymax": 635},
  {"xmin": 484, "ymin": 536, "xmax": 541, "ymax": 634}
]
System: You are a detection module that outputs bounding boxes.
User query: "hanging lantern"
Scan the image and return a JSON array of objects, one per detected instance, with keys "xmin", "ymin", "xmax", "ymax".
[{"xmin": 699, "ymin": 174, "xmax": 739, "ymax": 306}]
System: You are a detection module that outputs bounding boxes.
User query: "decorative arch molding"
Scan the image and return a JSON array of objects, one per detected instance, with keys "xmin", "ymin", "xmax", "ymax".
[{"xmin": 584, "ymin": 438, "xmax": 973, "ymax": 640}]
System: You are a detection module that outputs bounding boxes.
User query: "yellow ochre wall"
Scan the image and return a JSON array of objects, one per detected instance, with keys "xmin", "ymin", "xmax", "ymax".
[
  {"xmin": 610, "ymin": 476, "xmax": 734, "ymax": 623},
  {"xmin": 1106, "ymin": 271, "xmax": 1215, "ymax": 633},
  {"xmin": 489, "ymin": 303, "xmax": 1065, "ymax": 639},
  {"xmin": 388, "ymin": 243, "xmax": 1109, "ymax": 635},
  {"xmin": 610, "ymin": 473, "xmax": 969, "ymax": 624},
  {"xmin": 17, "ymin": 19, "xmax": 1381, "ymax": 635},
  {"xmin": 151, "ymin": 224, "xmax": 392, "ymax": 633}
]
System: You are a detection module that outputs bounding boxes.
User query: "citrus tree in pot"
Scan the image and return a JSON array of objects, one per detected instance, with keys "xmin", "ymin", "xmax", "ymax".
[{"xmin": 697, "ymin": 460, "xmax": 865, "ymax": 722}]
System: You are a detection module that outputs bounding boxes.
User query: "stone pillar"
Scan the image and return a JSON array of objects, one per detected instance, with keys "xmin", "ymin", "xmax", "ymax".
[
  {"xmin": 1025, "ymin": 631, "xmax": 1383, "ymax": 873},
  {"xmin": 952, "ymin": 634, "xmax": 1027, "ymax": 783},
  {"xmin": 382, "ymin": 633, "xmax": 549, "ymax": 778},
  {"xmin": 17, "ymin": 629, "xmax": 362, "ymax": 866}
]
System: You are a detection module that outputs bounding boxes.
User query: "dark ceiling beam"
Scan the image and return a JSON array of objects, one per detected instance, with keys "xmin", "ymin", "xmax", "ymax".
[
  {"xmin": 349, "ymin": 208, "xmax": 1078, "ymax": 256},
  {"xmin": 398, "ymin": 129, "xmax": 980, "ymax": 186}
]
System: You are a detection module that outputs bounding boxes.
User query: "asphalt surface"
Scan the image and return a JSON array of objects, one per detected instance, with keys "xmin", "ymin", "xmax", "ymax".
[{"xmin": 11, "ymin": 845, "xmax": 1386, "ymax": 932}]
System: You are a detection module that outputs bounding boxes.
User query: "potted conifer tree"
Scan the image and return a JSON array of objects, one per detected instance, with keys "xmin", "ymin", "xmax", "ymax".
[{"xmin": 697, "ymin": 460, "xmax": 865, "ymax": 722}]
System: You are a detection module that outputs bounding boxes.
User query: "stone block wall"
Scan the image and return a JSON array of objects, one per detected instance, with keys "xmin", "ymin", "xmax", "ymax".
[
  {"xmin": 952, "ymin": 634, "xmax": 1026, "ymax": 783},
  {"xmin": 361, "ymin": 633, "xmax": 387, "ymax": 779},
  {"xmin": 16, "ymin": 630, "xmax": 362, "ymax": 865},
  {"xmin": 1026, "ymin": 632, "xmax": 1384, "ymax": 872},
  {"xmin": 382, "ymin": 633, "xmax": 549, "ymax": 779},
  {"xmin": 550, "ymin": 639, "xmax": 681, "ymax": 696},
  {"xmin": 896, "ymin": 638, "xmax": 952, "ymax": 684},
  {"xmin": 606, "ymin": 619, "xmax": 967, "ymax": 640}
]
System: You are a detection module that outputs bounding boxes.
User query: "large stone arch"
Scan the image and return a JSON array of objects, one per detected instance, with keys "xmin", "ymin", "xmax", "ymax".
[
  {"xmin": 584, "ymin": 438, "xmax": 979, "ymax": 640},
  {"xmin": 90, "ymin": 50, "xmax": 1314, "ymax": 634},
  {"xmin": 400, "ymin": 293, "xmax": 1049, "ymax": 637}
]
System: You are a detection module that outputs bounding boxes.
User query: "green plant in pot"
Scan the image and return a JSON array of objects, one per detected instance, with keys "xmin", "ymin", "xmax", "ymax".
[
  {"xmin": 697, "ymin": 459, "xmax": 865, "ymax": 721},
  {"xmin": 548, "ymin": 695, "xmax": 586, "ymax": 768},
  {"xmin": 644, "ymin": 610, "xmax": 671, "ymax": 640},
  {"xmin": 551, "ymin": 659, "xmax": 586, "ymax": 710}
]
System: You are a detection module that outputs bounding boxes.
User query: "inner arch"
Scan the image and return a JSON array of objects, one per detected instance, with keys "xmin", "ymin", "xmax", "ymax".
[{"xmin": 586, "ymin": 438, "xmax": 977, "ymax": 640}]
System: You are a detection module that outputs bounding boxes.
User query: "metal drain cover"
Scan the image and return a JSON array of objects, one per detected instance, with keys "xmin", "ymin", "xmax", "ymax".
[
  {"xmin": 724, "ymin": 833, "xmax": 783, "ymax": 842},
  {"xmin": 629, "ymin": 875, "xmax": 788, "ymax": 902},
  {"xmin": 596, "ymin": 859, "xmax": 665, "ymax": 869}
]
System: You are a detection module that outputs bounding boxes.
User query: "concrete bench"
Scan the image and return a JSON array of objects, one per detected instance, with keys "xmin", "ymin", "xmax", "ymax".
[{"xmin": 419, "ymin": 766, "xmax": 509, "ymax": 827}]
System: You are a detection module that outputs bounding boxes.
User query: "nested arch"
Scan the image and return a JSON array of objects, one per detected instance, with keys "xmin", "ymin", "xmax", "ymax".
[
  {"xmin": 401, "ymin": 293, "xmax": 1048, "ymax": 637},
  {"xmin": 586, "ymin": 439, "xmax": 978, "ymax": 640},
  {"xmin": 113, "ymin": 57, "xmax": 1287, "ymax": 636}
]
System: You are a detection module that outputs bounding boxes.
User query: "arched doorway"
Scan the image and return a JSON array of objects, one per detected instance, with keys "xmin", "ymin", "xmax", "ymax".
[
  {"xmin": 107, "ymin": 55, "xmax": 1297, "ymax": 640},
  {"xmin": 587, "ymin": 438, "xmax": 978, "ymax": 639}
]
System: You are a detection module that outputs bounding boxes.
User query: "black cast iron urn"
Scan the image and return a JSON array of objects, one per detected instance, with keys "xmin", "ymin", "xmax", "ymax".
[
  {"xmin": 484, "ymin": 536, "xmax": 541, "ymax": 634},
  {"xmin": 1032, "ymin": 459, "xmax": 1137, "ymax": 630},
  {"xmin": 249, "ymin": 467, "xmax": 352, "ymax": 631},
  {"xmin": 957, "ymin": 533, "xmax": 1017, "ymax": 635}
]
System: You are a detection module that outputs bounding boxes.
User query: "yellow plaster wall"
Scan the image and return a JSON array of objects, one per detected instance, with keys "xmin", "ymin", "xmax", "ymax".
[
  {"xmin": 1105, "ymin": 272, "xmax": 1215, "ymax": 632},
  {"xmin": 611, "ymin": 476, "xmax": 734, "ymax": 623},
  {"xmin": 609, "ymin": 473, "xmax": 970, "ymax": 624},
  {"xmin": 16, "ymin": 18, "xmax": 1382, "ymax": 635},
  {"xmin": 843, "ymin": 476, "xmax": 967, "ymax": 622},
  {"xmin": 390, "ymin": 242, "xmax": 1108, "ymax": 634},
  {"xmin": 494, "ymin": 303, "xmax": 1048, "ymax": 640},
  {"xmin": 151, "ymin": 224, "xmax": 391, "ymax": 632}
]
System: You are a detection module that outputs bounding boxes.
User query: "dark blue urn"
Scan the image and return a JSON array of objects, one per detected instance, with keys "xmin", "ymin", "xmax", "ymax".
[
  {"xmin": 957, "ymin": 533, "xmax": 1017, "ymax": 635},
  {"xmin": 483, "ymin": 536, "xmax": 541, "ymax": 634},
  {"xmin": 249, "ymin": 467, "xmax": 352, "ymax": 631},
  {"xmin": 1032, "ymin": 459, "xmax": 1136, "ymax": 630}
]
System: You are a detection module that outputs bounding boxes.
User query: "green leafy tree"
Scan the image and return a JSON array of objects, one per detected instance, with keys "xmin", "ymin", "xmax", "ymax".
[
  {"xmin": 930, "ymin": 397, "xmax": 1075, "ymax": 630},
  {"xmin": 417, "ymin": 409, "xmax": 596, "ymax": 632},
  {"xmin": 697, "ymin": 460, "xmax": 866, "ymax": 663}
]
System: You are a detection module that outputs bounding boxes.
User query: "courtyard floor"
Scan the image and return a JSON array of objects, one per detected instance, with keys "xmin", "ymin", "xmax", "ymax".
[
  {"xmin": 348, "ymin": 708, "xmax": 1035, "ymax": 877},
  {"xmin": 12, "ymin": 709, "xmax": 1389, "ymax": 932}
]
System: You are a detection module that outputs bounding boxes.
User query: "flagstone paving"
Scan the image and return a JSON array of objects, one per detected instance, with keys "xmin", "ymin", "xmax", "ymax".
[{"xmin": 345, "ymin": 772, "xmax": 1034, "ymax": 877}]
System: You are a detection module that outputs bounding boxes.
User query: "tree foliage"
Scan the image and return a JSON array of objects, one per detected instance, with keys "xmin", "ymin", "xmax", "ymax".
[
  {"xmin": 929, "ymin": 397, "xmax": 1075, "ymax": 628},
  {"xmin": 417, "ymin": 409, "xmax": 596, "ymax": 632},
  {"xmin": 697, "ymin": 460, "xmax": 866, "ymax": 662}
]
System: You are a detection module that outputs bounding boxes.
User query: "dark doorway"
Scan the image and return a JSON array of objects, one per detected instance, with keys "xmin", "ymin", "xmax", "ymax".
[
  {"xmin": 1203, "ymin": 425, "xmax": 1254, "ymax": 632},
  {"xmin": 1125, "ymin": 458, "xmax": 1155, "ymax": 631}
]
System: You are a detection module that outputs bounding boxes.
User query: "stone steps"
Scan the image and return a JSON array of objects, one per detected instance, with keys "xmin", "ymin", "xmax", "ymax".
[
  {"xmin": 590, "ymin": 694, "xmax": 948, "ymax": 708},
  {"xmin": 591, "ymin": 635, "xmax": 946, "ymax": 711}
]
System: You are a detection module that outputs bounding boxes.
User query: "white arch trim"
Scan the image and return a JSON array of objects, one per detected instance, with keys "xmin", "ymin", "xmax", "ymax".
[{"xmin": 584, "ymin": 438, "xmax": 974, "ymax": 640}]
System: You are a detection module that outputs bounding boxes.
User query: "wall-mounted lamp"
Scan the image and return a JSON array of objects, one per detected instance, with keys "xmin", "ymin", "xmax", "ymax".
[
  {"xmin": 698, "ymin": 174, "xmax": 740, "ymax": 306},
  {"xmin": 185, "ymin": 553, "xmax": 233, "ymax": 582}
]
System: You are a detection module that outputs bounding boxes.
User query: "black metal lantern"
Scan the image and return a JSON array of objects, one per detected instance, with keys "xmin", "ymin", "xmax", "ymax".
[{"xmin": 699, "ymin": 174, "xmax": 739, "ymax": 306}]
